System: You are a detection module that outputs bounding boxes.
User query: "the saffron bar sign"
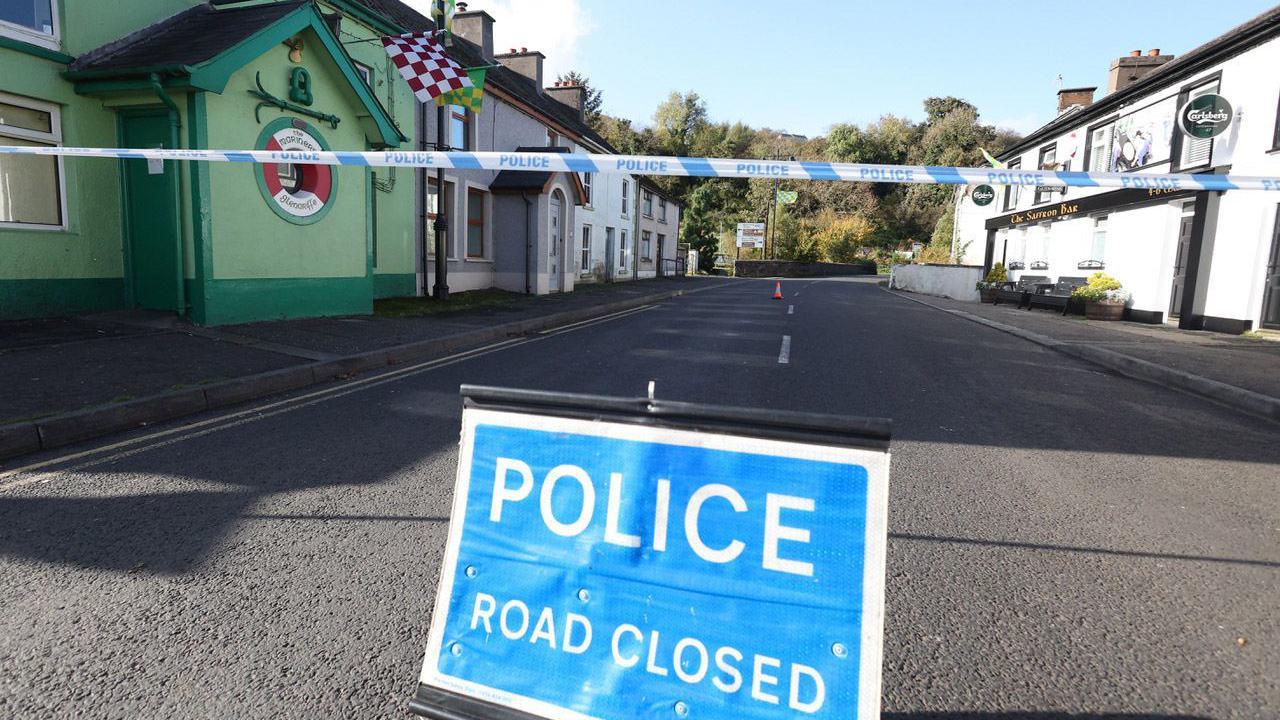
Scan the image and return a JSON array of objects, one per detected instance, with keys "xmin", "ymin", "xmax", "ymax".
[{"xmin": 411, "ymin": 387, "xmax": 892, "ymax": 720}]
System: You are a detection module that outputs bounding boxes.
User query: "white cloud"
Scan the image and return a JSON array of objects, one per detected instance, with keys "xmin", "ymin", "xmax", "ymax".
[{"xmin": 405, "ymin": 0, "xmax": 594, "ymax": 81}]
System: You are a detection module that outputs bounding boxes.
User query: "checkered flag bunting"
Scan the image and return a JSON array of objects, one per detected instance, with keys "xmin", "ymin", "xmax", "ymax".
[{"xmin": 381, "ymin": 31, "xmax": 473, "ymax": 104}]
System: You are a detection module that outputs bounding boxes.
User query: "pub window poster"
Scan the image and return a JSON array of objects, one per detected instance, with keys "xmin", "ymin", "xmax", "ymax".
[{"xmin": 1112, "ymin": 97, "xmax": 1176, "ymax": 171}]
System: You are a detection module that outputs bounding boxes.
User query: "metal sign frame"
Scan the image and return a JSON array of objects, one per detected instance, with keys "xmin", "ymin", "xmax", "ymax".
[{"xmin": 410, "ymin": 385, "xmax": 892, "ymax": 720}]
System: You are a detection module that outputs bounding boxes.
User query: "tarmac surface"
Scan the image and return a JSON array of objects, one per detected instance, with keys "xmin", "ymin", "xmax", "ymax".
[{"xmin": 1, "ymin": 277, "xmax": 1276, "ymax": 719}]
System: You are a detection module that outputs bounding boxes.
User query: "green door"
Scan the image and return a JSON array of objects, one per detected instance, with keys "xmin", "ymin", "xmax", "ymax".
[{"xmin": 120, "ymin": 110, "xmax": 183, "ymax": 312}]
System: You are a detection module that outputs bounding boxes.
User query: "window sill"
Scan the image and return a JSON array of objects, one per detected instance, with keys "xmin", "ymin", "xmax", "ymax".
[
  {"xmin": 464, "ymin": 257, "xmax": 492, "ymax": 264},
  {"xmin": 0, "ymin": 222, "xmax": 70, "ymax": 233}
]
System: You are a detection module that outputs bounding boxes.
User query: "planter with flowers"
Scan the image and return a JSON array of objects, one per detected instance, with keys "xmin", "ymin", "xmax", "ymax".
[
  {"xmin": 1072, "ymin": 273, "xmax": 1129, "ymax": 320},
  {"xmin": 976, "ymin": 263, "xmax": 1008, "ymax": 304}
]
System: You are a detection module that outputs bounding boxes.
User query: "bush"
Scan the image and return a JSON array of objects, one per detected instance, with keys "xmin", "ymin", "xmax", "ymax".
[
  {"xmin": 976, "ymin": 262, "xmax": 1007, "ymax": 290},
  {"xmin": 1072, "ymin": 272, "xmax": 1129, "ymax": 304}
]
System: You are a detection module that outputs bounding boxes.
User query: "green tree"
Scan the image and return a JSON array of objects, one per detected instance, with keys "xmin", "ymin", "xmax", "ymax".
[{"xmin": 653, "ymin": 91, "xmax": 709, "ymax": 157}]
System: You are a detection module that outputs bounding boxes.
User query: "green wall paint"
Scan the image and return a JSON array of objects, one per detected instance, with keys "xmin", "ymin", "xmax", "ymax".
[
  {"xmin": 0, "ymin": 278, "xmax": 125, "ymax": 319},
  {"xmin": 202, "ymin": 277, "xmax": 372, "ymax": 325},
  {"xmin": 204, "ymin": 33, "xmax": 370, "ymax": 280},
  {"xmin": 373, "ymin": 273, "xmax": 415, "ymax": 298},
  {"xmin": 61, "ymin": 0, "xmax": 203, "ymax": 57}
]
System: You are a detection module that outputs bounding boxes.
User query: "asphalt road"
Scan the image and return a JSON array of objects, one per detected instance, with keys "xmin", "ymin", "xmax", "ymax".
[{"xmin": 1, "ymin": 278, "xmax": 1276, "ymax": 719}]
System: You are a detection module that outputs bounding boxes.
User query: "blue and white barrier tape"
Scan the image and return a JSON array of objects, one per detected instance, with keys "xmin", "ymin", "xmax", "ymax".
[{"xmin": 1, "ymin": 145, "xmax": 1275, "ymax": 192}]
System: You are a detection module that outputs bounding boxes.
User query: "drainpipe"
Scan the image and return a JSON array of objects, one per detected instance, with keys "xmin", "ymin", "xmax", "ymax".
[
  {"xmin": 521, "ymin": 192, "xmax": 533, "ymax": 294},
  {"xmin": 149, "ymin": 74, "xmax": 181, "ymax": 143}
]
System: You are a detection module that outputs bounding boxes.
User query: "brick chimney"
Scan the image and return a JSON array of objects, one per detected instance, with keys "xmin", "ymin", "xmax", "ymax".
[
  {"xmin": 1107, "ymin": 49, "xmax": 1174, "ymax": 94},
  {"xmin": 546, "ymin": 82, "xmax": 586, "ymax": 122},
  {"xmin": 496, "ymin": 48, "xmax": 544, "ymax": 93},
  {"xmin": 453, "ymin": 8, "xmax": 496, "ymax": 62},
  {"xmin": 1057, "ymin": 86, "xmax": 1096, "ymax": 114}
]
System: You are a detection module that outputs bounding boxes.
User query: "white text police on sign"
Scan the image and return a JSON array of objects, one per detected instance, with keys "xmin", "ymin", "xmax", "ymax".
[{"xmin": 418, "ymin": 407, "xmax": 891, "ymax": 720}]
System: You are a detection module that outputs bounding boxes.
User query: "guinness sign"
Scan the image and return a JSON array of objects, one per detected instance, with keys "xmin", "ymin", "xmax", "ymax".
[{"xmin": 1178, "ymin": 94, "xmax": 1233, "ymax": 140}]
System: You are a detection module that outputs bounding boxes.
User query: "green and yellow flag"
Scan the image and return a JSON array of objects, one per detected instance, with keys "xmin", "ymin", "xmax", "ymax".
[
  {"xmin": 980, "ymin": 147, "xmax": 1006, "ymax": 169},
  {"xmin": 431, "ymin": 0, "xmax": 456, "ymax": 37},
  {"xmin": 434, "ymin": 67, "xmax": 488, "ymax": 112}
]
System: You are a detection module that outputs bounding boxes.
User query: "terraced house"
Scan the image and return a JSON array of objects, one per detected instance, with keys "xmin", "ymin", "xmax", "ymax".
[{"xmin": 0, "ymin": 0, "xmax": 662, "ymax": 325}]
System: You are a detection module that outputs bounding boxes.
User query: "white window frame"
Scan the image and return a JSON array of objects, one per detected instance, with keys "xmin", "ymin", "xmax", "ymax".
[
  {"xmin": 426, "ymin": 177, "xmax": 459, "ymax": 260},
  {"xmin": 621, "ymin": 179, "xmax": 630, "ymax": 217},
  {"xmin": 580, "ymin": 225, "xmax": 592, "ymax": 275},
  {"xmin": 1089, "ymin": 214, "xmax": 1108, "ymax": 266},
  {"xmin": 1176, "ymin": 80, "xmax": 1219, "ymax": 171},
  {"xmin": 581, "ymin": 172, "xmax": 593, "ymax": 207},
  {"xmin": 0, "ymin": 0, "xmax": 61, "ymax": 51},
  {"xmin": 1087, "ymin": 122, "xmax": 1114, "ymax": 174},
  {"xmin": 619, "ymin": 229, "xmax": 629, "ymax": 270},
  {"xmin": 0, "ymin": 91, "xmax": 67, "ymax": 231},
  {"xmin": 353, "ymin": 61, "xmax": 373, "ymax": 88},
  {"xmin": 463, "ymin": 182, "xmax": 491, "ymax": 261}
]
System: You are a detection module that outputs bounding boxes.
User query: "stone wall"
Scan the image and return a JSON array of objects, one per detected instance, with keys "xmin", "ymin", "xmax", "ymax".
[{"xmin": 889, "ymin": 264, "xmax": 983, "ymax": 302}]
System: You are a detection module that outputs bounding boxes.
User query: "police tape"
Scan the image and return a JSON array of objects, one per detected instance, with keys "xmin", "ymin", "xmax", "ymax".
[{"xmin": 1, "ymin": 145, "xmax": 1275, "ymax": 191}]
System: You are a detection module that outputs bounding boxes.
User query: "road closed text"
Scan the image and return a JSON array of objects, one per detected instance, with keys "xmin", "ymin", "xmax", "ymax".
[{"xmin": 467, "ymin": 591, "xmax": 828, "ymax": 714}]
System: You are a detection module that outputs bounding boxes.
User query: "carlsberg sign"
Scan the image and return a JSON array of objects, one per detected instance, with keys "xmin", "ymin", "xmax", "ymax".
[{"xmin": 1178, "ymin": 94, "xmax": 1233, "ymax": 140}]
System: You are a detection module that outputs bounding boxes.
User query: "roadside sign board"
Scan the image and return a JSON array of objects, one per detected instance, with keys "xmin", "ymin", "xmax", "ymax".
[
  {"xmin": 412, "ymin": 387, "xmax": 892, "ymax": 720},
  {"xmin": 736, "ymin": 222, "xmax": 767, "ymax": 248}
]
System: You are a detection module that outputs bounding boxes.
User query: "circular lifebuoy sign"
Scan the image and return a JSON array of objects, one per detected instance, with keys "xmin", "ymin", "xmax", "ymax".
[{"xmin": 254, "ymin": 118, "xmax": 337, "ymax": 225}]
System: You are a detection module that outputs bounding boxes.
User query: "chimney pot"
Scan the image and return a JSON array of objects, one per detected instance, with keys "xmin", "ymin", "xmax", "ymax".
[
  {"xmin": 521, "ymin": 47, "xmax": 527, "ymax": 53},
  {"xmin": 1129, "ymin": 50, "xmax": 1141, "ymax": 57},
  {"xmin": 1148, "ymin": 48, "xmax": 1160, "ymax": 56},
  {"xmin": 456, "ymin": 1, "xmax": 468, "ymax": 11}
]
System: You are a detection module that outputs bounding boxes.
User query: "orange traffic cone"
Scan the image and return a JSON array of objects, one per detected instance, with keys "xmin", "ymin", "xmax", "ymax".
[{"xmin": 773, "ymin": 281, "xmax": 783, "ymax": 300}]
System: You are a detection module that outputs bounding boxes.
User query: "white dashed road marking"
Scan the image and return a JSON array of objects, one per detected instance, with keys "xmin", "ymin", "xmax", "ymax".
[{"xmin": 778, "ymin": 335, "xmax": 791, "ymax": 364}]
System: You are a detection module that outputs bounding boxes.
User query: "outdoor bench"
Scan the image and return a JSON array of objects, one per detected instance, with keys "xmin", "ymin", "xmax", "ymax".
[
  {"xmin": 993, "ymin": 276, "xmax": 1050, "ymax": 308},
  {"xmin": 1027, "ymin": 277, "xmax": 1088, "ymax": 314}
]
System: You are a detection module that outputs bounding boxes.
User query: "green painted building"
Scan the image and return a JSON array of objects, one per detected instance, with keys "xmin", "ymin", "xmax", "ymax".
[{"xmin": 0, "ymin": 0, "xmax": 424, "ymax": 324}]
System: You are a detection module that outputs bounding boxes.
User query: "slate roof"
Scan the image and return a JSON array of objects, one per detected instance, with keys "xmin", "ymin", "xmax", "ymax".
[
  {"xmin": 489, "ymin": 146, "xmax": 569, "ymax": 192},
  {"xmin": 357, "ymin": 0, "xmax": 432, "ymax": 31},
  {"xmin": 69, "ymin": 2, "xmax": 308, "ymax": 75},
  {"xmin": 999, "ymin": 4, "xmax": 1280, "ymax": 159}
]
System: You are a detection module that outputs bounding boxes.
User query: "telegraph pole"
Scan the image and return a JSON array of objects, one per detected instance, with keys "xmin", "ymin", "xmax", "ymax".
[
  {"xmin": 763, "ymin": 155, "xmax": 794, "ymax": 260},
  {"xmin": 432, "ymin": 0, "xmax": 450, "ymax": 301}
]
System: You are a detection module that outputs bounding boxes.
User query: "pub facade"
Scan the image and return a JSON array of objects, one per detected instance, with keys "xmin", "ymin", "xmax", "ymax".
[{"xmin": 954, "ymin": 6, "xmax": 1280, "ymax": 333}]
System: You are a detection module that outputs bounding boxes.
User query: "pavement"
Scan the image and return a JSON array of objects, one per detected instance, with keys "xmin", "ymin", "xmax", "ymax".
[
  {"xmin": 0, "ymin": 277, "xmax": 720, "ymax": 459},
  {"xmin": 0, "ymin": 277, "xmax": 1275, "ymax": 719},
  {"xmin": 888, "ymin": 289, "xmax": 1280, "ymax": 422}
]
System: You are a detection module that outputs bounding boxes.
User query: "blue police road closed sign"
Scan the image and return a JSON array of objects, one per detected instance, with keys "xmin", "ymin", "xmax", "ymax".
[{"xmin": 414, "ymin": 389, "xmax": 891, "ymax": 720}]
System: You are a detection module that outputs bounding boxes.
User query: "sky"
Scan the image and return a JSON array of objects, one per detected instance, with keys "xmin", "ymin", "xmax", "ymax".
[{"xmin": 405, "ymin": 0, "xmax": 1277, "ymax": 138}]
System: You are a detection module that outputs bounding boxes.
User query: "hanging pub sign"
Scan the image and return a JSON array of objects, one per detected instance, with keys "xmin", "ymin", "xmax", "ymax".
[
  {"xmin": 409, "ymin": 386, "xmax": 893, "ymax": 720},
  {"xmin": 971, "ymin": 185, "xmax": 996, "ymax": 206},
  {"xmin": 254, "ymin": 117, "xmax": 337, "ymax": 225},
  {"xmin": 1178, "ymin": 93, "xmax": 1233, "ymax": 140}
]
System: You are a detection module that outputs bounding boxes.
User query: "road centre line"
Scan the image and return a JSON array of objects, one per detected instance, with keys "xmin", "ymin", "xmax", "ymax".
[
  {"xmin": 0, "ymin": 304, "xmax": 662, "ymax": 489},
  {"xmin": 788, "ymin": 305, "xmax": 794, "ymax": 315},
  {"xmin": 779, "ymin": 335, "xmax": 792, "ymax": 364}
]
